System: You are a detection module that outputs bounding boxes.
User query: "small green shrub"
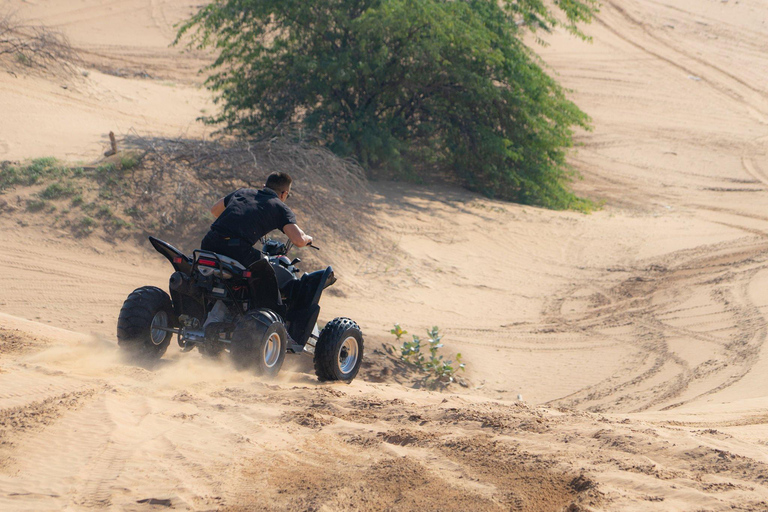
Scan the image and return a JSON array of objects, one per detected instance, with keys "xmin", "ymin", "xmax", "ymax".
[
  {"xmin": 39, "ymin": 181, "xmax": 77, "ymax": 199},
  {"xmin": 390, "ymin": 324, "xmax": 408, "ymax": 342},
  {"xmin": 71, "ymin": 195, "xmax": 84, "ymax": 207},
  {"xmin": 393, "ymin": 325, "xmax": 465, "ymax": 387}
]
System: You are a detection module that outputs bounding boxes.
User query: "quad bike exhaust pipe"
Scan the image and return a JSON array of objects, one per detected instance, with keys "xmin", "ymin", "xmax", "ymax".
[{"xmin": 169, "ymin": 271, "xmax": 194, "ymax": 295}]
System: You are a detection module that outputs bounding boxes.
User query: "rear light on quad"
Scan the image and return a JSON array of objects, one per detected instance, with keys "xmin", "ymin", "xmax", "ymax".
[
  {"xmin": 243, "ymin": 271, "xmax": 252, "ymax": 278},
  {"xmin": 198, "ymin": 258, "xmax": 217, "ymax": 267},
  {"xmin": 173, "ymin": 257, "xmax": 183, "ymax": 264}
]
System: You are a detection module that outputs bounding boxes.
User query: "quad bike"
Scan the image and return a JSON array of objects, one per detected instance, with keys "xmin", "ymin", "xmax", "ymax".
[{"xmin": 116, "ymin": 236, "xmax": 364, "ymax": 382}]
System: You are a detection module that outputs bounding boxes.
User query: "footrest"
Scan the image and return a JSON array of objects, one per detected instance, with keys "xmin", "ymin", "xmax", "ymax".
[{"xmin": 286, "ymin": 332, "xmax": 305, "ymax": 354}]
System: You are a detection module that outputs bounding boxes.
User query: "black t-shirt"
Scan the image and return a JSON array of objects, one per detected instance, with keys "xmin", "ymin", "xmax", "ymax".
[{"xmin": 210, "ymin": 188, "xmax": 296, "ymax": 245}]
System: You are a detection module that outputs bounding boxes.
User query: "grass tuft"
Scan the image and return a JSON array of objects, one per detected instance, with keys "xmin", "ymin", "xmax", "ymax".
[
  {"xmin": 26, "ymin": 198, "xmax": 48, "ymax": 212},
  {"xmin": 110, "ymin": 218, "xmax": 134, "ymax": 230},
  {"xmin": 39, "ymin": 181, "xmax": 78, "ymax": 200},
  {"xmin": 73, "ymin": 216, "xmax": 97, "ymax": 236},
  {"xmin": 96, "ymin": 204, "xmax": 113, "ymax": 218},
  {"xmin": 1, "ymin": 157, "xmax": 71, "ymax": 192},
  {"xmin": 120, "ymin": 154, "xmax": 138, "ymax": 170},
  {"xmin": 96, "ymin": 163, "xmax": 116, "ymax": 175}
]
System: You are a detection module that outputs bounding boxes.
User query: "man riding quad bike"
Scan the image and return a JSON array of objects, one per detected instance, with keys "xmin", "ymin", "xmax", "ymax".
[{"xmin": 115, "ymin": 173, "xmax": 364, "ymax": 382}]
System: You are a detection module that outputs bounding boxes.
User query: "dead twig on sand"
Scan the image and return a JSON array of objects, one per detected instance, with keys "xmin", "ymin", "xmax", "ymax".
[{"xmin": 0, "ymin": 12, "xmax": 79, "ymax": 76}]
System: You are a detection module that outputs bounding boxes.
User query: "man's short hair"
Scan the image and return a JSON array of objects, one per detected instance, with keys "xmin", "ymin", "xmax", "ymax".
[{"xmin": 265, "ymin": 172, "xmax": 292, "ymax": 194}]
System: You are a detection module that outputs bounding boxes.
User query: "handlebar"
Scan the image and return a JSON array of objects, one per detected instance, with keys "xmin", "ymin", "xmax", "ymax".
[{"xmin": 261, "ymin": 237, "xmax": 318, "ymax": 255}]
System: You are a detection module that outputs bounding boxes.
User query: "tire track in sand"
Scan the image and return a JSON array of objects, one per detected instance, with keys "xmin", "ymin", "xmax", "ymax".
[
  {"xmin": 545, "ymin": 238, "xmax": 768, "ymax": 413},
  {"xmin": 599, "ymin": 0, "xmax": 768, "ymax": 121},
  {"xmin": 742, "ymin": 157, "xmax": 768, "ymax": 188}
]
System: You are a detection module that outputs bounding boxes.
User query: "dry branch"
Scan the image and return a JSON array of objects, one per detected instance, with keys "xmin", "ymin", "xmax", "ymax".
[
  {"xmin": 0, "ymin": 12, "xmax": 79, "ymax": 75},
  {"xmin": 120, "ymin": 133, "xmax": 378, "ymax": 265}
]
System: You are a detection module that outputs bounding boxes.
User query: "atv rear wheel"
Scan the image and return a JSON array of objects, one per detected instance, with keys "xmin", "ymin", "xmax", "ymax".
[
  {"xmin": 117, "ymin": 286, "xmax": 175, "ymax": 361},
  {"xmin": 230, "ymin": 309, "xmax": 287, "ymax": 378},
  {"xmin": 314, "ymin": 318, "xmax": 364, "ymax": 382}
]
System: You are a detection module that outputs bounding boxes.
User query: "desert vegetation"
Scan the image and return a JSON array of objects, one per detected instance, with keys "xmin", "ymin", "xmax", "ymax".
[
  {"xmin": 0, "ymin": 157, "xmax": 137, "ymax": 236},
  {"xmin": 0, "ymin": 135, "xmax": 376, "ymax": 255},
  {"xmin": 391, "ymin": 323, "xmax": 466, "ymax": 388},
  {"xmin": 176, "ymin": 0, "xmax": 598, "ymax": 210},
  {"xmin": 0, "ymin": 12, "xmax": 78, "ymax": 75}
]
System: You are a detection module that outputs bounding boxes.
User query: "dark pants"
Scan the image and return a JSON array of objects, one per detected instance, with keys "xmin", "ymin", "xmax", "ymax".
[{"xmin": 200, "ymin": 230, "xmax": 262, "ymax": 267}]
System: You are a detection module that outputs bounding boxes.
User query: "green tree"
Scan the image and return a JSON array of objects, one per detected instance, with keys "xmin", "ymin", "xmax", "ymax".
[{"xmin": 177, "ymin": 0, "xmax": 597, "ymax": 209}]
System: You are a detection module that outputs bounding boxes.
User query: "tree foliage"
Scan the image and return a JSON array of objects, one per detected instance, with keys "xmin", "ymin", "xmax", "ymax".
[{"xmin": 177, "ymin": 0, "xmax": 598, "ymax": 209}]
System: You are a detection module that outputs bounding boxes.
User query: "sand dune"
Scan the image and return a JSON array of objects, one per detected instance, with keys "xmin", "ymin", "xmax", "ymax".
[
  {"xmin": 2, "ymin": 0, "xmax": 768, "ymax": 510},
  {"xmin": 0, "ymin": 0, "xmax": 211, "ymax": 160}
]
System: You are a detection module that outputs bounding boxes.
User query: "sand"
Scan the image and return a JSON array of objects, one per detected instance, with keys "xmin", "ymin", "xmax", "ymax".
[{"xmin": 1, "ymin": 0, "xmax": 768, "ymax": 510}]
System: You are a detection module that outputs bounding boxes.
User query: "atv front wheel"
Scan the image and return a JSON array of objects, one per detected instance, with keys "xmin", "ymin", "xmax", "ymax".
[
  {"xmin": 230, "ymin": 309, "xmax": 287, "ymax": 378},
  {"xmin": 314, "ymin": 318, "xmax": 364, "ymax": 382},
  {"xmin": 117, "ymin": 286, "xmax": 175, "ymax": 361}
]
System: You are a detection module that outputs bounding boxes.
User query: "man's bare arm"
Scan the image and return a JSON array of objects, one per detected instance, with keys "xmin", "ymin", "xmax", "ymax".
[
  {"xmin": 283, "ymin": 223, "xmax": 313, "ymax": 247},
  {"xmin": 210, "ymin": 197, "xmax": 226, "ymax": 218}
]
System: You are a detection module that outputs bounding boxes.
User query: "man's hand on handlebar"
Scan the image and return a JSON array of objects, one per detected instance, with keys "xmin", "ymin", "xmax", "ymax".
[
  {"xmin": 305, "ymin": 236, "xmax": 321, "ymax": 250},
  {"xmin": 284, "ymin": 223, "xmax": 313, "ymax": 247}
]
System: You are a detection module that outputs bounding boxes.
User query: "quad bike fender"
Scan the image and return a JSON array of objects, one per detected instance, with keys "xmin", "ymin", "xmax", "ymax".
[
  {"xmin": 246, "ymin": 259, "xmax": 285, "ymax": 316},
  {"xmin": 284, "ymin": 266, "xmax": 335, "ymax": 347},
  {"xmin": 149, "ymin": 236, "xmax": 193, "ymax": 274},
  {"xmin": 307, "ymin": 266, "xmax": 336, "ymax": 305}
]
